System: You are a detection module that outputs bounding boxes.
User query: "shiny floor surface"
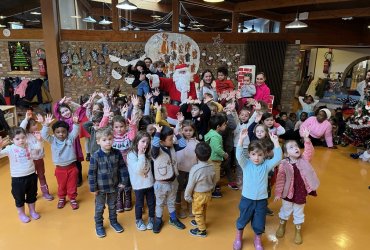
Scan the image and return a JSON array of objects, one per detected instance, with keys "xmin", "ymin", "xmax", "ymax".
[{"xmin": 0, "ymin": 144, "xmax": 369, "ymax": 250}]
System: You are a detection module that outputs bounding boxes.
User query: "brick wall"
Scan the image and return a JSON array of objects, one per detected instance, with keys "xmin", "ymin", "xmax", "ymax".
[
  {"xmin": 0, "ymin": 40, "xmax": 45, "ymax": 79},
  {"xmin": 281, "ymin": 44, "xmax": 301, "ymax": 112}
]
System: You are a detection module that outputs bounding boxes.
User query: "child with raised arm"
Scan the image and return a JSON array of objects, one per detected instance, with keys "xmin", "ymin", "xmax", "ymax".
[
  {"xmin": 151, "ymin": 124, "xmax": 187, "ymax": 234},
  {"xmin": 40, "ymin": 114, "xmax": 80, "ymax": 210},
  {"xmin": 233, "ymin": 129, "xmax": 282, "ymax": 250},
  {"xmin": 20, "ymin": 111, "xmax": 53, "ymax": 200},
  {"xmin": 0, "ymin": 130, "xmax": 40, "ymax": 223},
  {"xmin": 184, "ymin": 142, "xmax": 216, "ymax": 238},
  {"xmin": 274, "ymin": 128, "xmax": 319, "ymax": 245},
  {"xmin": 88, "ymin": 127, "xmax": 128, "ymax": 238}
]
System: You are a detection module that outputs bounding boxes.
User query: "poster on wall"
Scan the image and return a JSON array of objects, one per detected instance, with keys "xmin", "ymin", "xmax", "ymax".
[
  {"xmin": 8, "ymin": 41, "xmax": 33, "ymax": 71},
  {"xmin": 145, "ymin": 32, "xmax": 200, "ymax": 77}
]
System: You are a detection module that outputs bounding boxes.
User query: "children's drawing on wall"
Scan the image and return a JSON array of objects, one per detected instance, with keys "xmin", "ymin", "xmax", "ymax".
[{"xmin": 145, "ymin": 32, "xmax": 200, "ymax": 77}]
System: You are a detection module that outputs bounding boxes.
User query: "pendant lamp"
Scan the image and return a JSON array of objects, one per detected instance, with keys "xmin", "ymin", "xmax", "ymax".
[
  {"xmin": 285, "ymin": 13, "xmax": 308, "ymax": 29},
  {"xmin": 116, "ymin": 0, "xmax": 138, "ymax": 10}
]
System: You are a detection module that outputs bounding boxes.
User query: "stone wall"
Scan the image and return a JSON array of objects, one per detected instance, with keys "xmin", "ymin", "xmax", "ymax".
[
  {"xmin": 281, "ymin": 44, "xmax": 301, "ymax": 112},
  {"xmin": 0, "ymin": 40, "xmax": 45, "ymax": 80},
  {"xmin": 59, "ymin": 41, "xmax": 245, "ymax": 101}
]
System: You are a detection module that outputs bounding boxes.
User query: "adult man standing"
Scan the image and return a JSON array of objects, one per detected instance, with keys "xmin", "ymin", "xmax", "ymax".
[{"xmin": 357, "ymin": 70, "xmax": 370, "ymax": 102}]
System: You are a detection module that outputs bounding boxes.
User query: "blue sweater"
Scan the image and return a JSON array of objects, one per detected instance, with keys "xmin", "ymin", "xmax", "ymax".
[{"xmin": 236, "ymin": 146, "xmax": 282, "ymax": 200}]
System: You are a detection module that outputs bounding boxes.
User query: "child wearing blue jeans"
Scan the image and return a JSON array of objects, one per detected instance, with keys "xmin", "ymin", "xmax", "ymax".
[{"xmin": 233, "ymin": 129, "xmax": 282, "ymax": 250}]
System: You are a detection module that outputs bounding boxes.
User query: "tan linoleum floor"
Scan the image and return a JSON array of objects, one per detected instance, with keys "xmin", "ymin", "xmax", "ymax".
[{"xmin": 0, "ymin": 143, "xmax": 369, "ymax": 250}]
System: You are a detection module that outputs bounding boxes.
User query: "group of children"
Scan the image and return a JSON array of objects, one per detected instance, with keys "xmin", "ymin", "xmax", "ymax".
[{"xmin": 0, "ymin": 68, "xmax": 322, "ymax": 249}]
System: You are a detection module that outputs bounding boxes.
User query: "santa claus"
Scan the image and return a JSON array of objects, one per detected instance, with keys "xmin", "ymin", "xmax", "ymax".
[{"xmin": 148, "ymin": 64, "xmax": 199, "ymax": 125}]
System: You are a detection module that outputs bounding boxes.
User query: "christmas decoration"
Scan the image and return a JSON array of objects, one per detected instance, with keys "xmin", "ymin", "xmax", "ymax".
[{"xmin": 8, "ymin": 41, "xmax": 33, "ymax": 71}]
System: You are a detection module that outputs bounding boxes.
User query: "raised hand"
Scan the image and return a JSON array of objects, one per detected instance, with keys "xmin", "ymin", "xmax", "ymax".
[
  {"xmin": 226, "ymin": 101, "xmax": 236, "ymax": 112},
  {"xmin": 121, "ymin": 104, "xmax": 128, "ymax": 115},
  {"xmin": 269, "ymin": 132, "xmax": 279, "ymax": 146},
  {"xmin": 302, "ymin": 128, "xmax": 310, "ymax": 139},
  {"xmin": 59, "ymin": 96, "xmax": 67, "ymax": 104},
  {"xmin": 255, "ymin": 112, "xmax": 263, "ymax": 123},
  {"xmin": 103, "ymin": 106, "xmax": 111, "ymax": 117},
  {"xmin": 153, "ymin": 124, "xmax": 162, "ymax": 133},
  {"xmin": 254, "ymin": 101, "xmax": 261, "ymax": 111},
  {"xmin": 25, "ymin": 110, "xmax": 33, "ymax": 120},
  {"xmin": 0, "ymin": 136, "xmax": 11, "ymax": 148},
  {"xmin": 211, "ymin": 80, "xmax": 216, "ymax": 89},
  {"xmin": 72, "ymin": 114, "xmax": 79, "ymax": 124},
  {"xmin": 154, "ymin": 102, "xmax": 161, "ymax": 111},
  {"xmin": 239, "ymin": 128, "xmax": 249, "ymax": 141},
  {"xmin": 35, "ymin": 114, "xmax": 44, "ymax": 124},
  {"xmin": 44, "ymin": 114, "xmax": 54, "ymax": 126},
  {"xmin": 131, "ymin": 95, "xmax": 139, "ymax": 107},
  {"xmin": 176, "ymin": 112, "xmax": 184, "ymax": 124},
  {"xmin": 145, "ymin": 92, "xmax": 153, "ymax": 101}
]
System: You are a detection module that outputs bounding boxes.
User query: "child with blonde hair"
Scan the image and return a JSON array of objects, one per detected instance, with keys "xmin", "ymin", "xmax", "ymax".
[{"xmin": 274, "ymin": 128, "xmax": 319, "ymax": 245}]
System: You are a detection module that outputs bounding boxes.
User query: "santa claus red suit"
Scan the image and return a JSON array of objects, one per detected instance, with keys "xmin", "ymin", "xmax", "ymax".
[{"xmin": 149, "ymin": 64, "xmax": 199, "ymax": 125}]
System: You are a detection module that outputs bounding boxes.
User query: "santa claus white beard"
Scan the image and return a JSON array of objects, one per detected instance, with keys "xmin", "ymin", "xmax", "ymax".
[{"xmin": 173, "ymin": 70, "xmax": 191, "ymax": 103}]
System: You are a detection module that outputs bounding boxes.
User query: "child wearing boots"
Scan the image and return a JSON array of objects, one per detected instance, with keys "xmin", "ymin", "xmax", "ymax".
[
  {"xmin": 184, "ymin": 142, "xmax": 216, "ymax": 237},
  {"xmin": 151, "ymin": 125, "xmax": 187, "ymax": 233},
  {"xmin": 274, "ymin": 128, "xmax": 320, "ymax": 245},
  {"xmin": 233, "ymin": 129, "xmax": 282, "ymax": 250},
  {"xmin": 40, "ymin": 114, "xmax": 80, "ymax": 210},
  {"xmin": 20, "ymin": 111, "xmax": 53, "ymax": 200},
  {"xmin": 88, "ymin": 127, "xmax": 128, "ymax": 238},
  {"xmin": 0, "ymin": 129, "xmax": 41, "ymax": 223},
  {"xmin": 112, "ymin": 97, "xmax": 139, "ymax": 212}
]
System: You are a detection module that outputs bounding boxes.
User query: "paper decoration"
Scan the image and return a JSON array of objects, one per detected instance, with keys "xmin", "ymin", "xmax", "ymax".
[
  {"xmin": 145, "ymin": 32, "xmax": 200, "ymax": 76},
  {"xmin": 237, "ymin": 65, "xmax": 256, "ymax": 87},
  {"xmin": 8, "ymin": 41, "xmax": 33, "ymax": 71}
]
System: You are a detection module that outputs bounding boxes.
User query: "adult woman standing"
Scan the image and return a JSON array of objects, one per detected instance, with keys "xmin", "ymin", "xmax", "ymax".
[
  {"xmin": 196, "ymin": 70, "xmax": 218, "ymax": 101},
  {"xmin": 254, "ymin": 72, "xmax": 271, "ymax": 104}
]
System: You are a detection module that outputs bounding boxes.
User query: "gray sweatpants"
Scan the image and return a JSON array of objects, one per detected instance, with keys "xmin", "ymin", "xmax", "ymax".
[{"xmin": 154, "ymin": 179, "xmax": 178, "ymax": 218}]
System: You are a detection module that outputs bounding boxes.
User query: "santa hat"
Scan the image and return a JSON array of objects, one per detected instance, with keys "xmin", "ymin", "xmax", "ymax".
[
  {"xmin": 175, "ymin": 64, "xmax": 188, "ymax": 71},
  {"xmin": 320, "ymin": 108, "xmax": 331, "ymax": 119}
]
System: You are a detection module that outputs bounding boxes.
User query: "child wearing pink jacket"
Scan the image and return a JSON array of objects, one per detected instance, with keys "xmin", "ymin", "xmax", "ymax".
[{"xmin": 274, "ymin": 129, "xmax": 320, "ymax": 245}]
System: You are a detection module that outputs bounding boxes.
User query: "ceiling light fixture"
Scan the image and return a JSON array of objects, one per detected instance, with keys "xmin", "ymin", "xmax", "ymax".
[
  {"xmin": 99, "ymin": 2, "xmax": 112, "ymax": 25},
  {"xmin": 203, "ymin": 0, "xmax": 224, "ymax": 2},
  {"xmin": 285, "ymin": 12, "xmax": 308, "ymax": 29},
  {"xmin": 179, "ymin": 27, "xmax": 185, "ymax": 32},
  {"xmin": 134, "ymin": 27, "xmax": 140, "ymax": 31},
  {"xmin": 179, "ymin": 21, "xmax": 186, "ymax": 28},
  {"xmin": 120, "ymin": 27, "xmax": 129, "ymax": 31},
  {"xmin": 82, "ymin": 16, "xmax": 97, "ymax": 23},
  {"xmin": 221, "ymin": 18, "xmax": 229, "ymax": 22},
  {"xmin": 342, "ymin": 17, "xmax": 353, "ymax": 20},
  {"xmin": 151, "ymin": 14, "xmax": 161, "ymax": 18},
  {"xmin": 368, "ymin": 25, "xmax": 370, "ymax": 29},
  {"xmin": 0, "ymin": 24, "xmax": 6, "ymax": 27},
  {"xmin": 0, "ymin": 16, "xmax": 6, "ymax": 19},
  {"xmin": 30, "ymin": 11, "xmax": 42, "ymax": 15},
  {"xmin": 116, "ymin": 0, "xmax": 138, "ymax": 10},
  {"xmin": 224, "ymin": 26, "xmax": 231, "ymax": 31},
  {"xmin": 8, "ymin": 21, "xmax": 21, "ymax": 24}
]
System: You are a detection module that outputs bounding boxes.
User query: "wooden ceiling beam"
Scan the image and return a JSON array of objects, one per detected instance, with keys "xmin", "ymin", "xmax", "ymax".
[
  {"xmin": 181, "ymin": 0, "xmax": 235, "ymax": 12},
  {"xmin": 282, "ymin": 7, "xmax": 370, "ymax": 21},
  {"xmin": 235, "ymin": 0, "xmax": 352, "ymax": 12},
  {"xmin": 92, "ymin": 0, "xmax": 171, "ymax": 13},
  {"xmin": 244, "ymin": 10, "xmax": 282, "ymax": 21}
]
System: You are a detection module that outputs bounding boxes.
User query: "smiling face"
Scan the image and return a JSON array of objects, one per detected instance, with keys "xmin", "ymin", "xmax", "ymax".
[
  {"xmin": 12, "ymin": 133, "xmax": 27, "ymax": 147},
  {"xmin": 59, "ymin": 107, "xmax": 71, "ymax": 119},
  {"xmin": 54, "ymin": 127, "xmax": 68, "ymax": 141},
  {"xmin": 203, "ymin": 72, "xmax": 213, "ymax": 84},
  {"xmin": 256, "ymin": 74, "xmax": 265, "ymax": 86},
  {"xmin": 285, "ymin": 141, "xmax": 301, "ymax": 159},
  {"xmin": 248, "ymin": 149, "xmax": 265, "ymax": 165}
]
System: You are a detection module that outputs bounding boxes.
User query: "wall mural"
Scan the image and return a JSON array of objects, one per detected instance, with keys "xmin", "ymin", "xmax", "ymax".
[{"xmin": 8, "ymin": 41, "xmax": 33, "ymax": 71}]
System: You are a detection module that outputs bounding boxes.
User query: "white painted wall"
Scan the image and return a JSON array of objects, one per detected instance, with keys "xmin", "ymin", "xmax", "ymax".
[{"xmin": 313, "ymin": 48, "xmax": 370, "ymax": 81}]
